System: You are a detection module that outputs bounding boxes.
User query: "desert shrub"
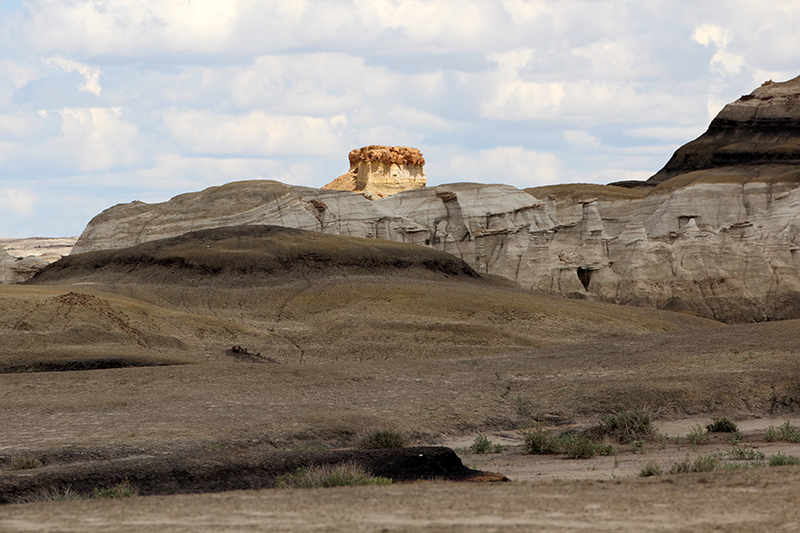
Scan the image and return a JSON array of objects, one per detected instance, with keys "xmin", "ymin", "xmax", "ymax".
[
  {"xmin": 692, "ymin": 454, "xmax": 720, "ymax": 472},
  {"xmin": 522, "ymin": 425, "xmax": 613, "ymax": 458},
  {"xmin": 706, "ymin": 417, "xmax": 738, "ymax": 433},
  {"xmin": 665, "ymin": 454, "xmax": 720, "ymax": 474},
  {"xmin": 594, "ymin": 439, "xmax": 616, "ymax": 456},
  {"xmin": 470, "ymin": 434, "xmax": 504, "ymax": 454},
  {"xmin": 720, "ymin": 461, "xmax": 766, "ymax": 470},
  {"xmin": 93, "ymin": 480, "xmax": 138, "ymax": 499},
  {"xmin": 668, "ymin": 457, "xmax": 694, "ymax": 475},
  {"xmin": 561, "ymin": 436, "xmax": 597, "ymax": 459},
  {"xmin": 764, "ymin": 421, "xmax": 800, "ymax": 443},
  {"xmin": 522, "ymin": 424, "xmax": 561, "ymax": 454},
  {"xmin": 685, "ymin": 425, "xmax": 709, "ymax": 446},
  {"xmin": 724, "ymin": 446, "xmax": 765, "ymax": 461},
  {"xmin": 276, "ymin": 462, "xmax": 392, "ymax": 488},
  {"xmin": 11, "ymin": 456, "xmax": 42, "ymax": 471},
  {"xmin": 630, "ymin": 440, "xmax": 645, "ymax": 454},
  {"xmin": 768, "ymin": 453, "xmax": 800, "ymax": 467},
  {"xmin": 359, "ymin": 429, "xmax": 407, "ymax": 449},
  {"xmin": 639, "ymin": 462, "xmax": 663, "ymax": 477},
  {"xmin": 726, "ymin": 431, "xmax": 743, "ymax": 444},
  {"xmin": 595, "ymin": 408, "xmax": 655, "ymax": 444}
]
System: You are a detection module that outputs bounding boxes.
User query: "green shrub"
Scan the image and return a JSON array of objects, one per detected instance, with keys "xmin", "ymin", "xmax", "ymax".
[
  {"xmin": 470, "ymin": 434, "xmax": 504, "ymax": 454},
  {"xmin": 706, "ymin": 417, "xmax": 738, "ymax": 433},
  {"xmin": 522, "ymin": 424, "xmax": 561, "ymax": 454},
  {"xmin": 768, "ymin": 453, "xmax": 800, "ymax": 467},
  {"xmin": 630, "ymin": 440, "xmax": 645, "ymax": 454},
  {"xmin": 276, "ymin": 462, "xmax": 392, "ymax": 488},
  {"xmin": 720, "ymin": 461, "xmax": 766, "ymax": 470},
  {"xmin": 93, "ymin": 480, "xmax": 138, "ymax": 499},
  {"xmin": 522, "ymin": 425, "xmax": 614, "ymax": 458},
  {"xmin": 724, "ymin": 446, "xmax": 764, "ymax": 461},
  {"xmin": 359, "ymin": 429, "xmax": 407, "ymax": 449},
  {"xmin": 561, "ymin": 436, "xmax": 597, "ymax": 459},
  {"xmin": 11, "ymin": 456, "xmax": 42, "ymax": 471},
  {"xmin": 595, "ymin": 408, "xmax": 655, "ymax": 444},
  {"xmin": 764, "ymin": 421, "xmax": 800, "ymax": 443},
  {"xmin": 667, "ymin": 454, "xmax": 719, "ymax": 474},
  {"xmin": 639, "ymin": 462, "xmax": 662, "ymax": 477},
  {"xmin": 692, "ymin": 454, "xmax": 720, "ymax": 472},
  {"xmin": 685, "ymin": 425, "xmax": 709, "ymax": 446}
]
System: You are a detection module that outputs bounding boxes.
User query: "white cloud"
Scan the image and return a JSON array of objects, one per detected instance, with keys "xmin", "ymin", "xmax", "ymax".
[
  {"xmin": 163, "ymin": 110, "xmax": 348, "ymax": 158},
  {"xmin": 564, "ymin": 130, "xmax": 603, "ymax": 150},
  {"xmin": 443, "ymin": 146, "xmax": 565, "ymax": 188},
  {"xmin": 55, "ymin": 107, "xmax": 139, "ymax": 171},
  {"xmin": 0, "ymin": 187, "xmax": 36, "ymax": 216},
  {"xmin": 692, "ymin": 23, "xmax": 744, "ymax": 75},
  {"xmin": 43, "ymin": 56, "xmax": 101, "ymax": 96}
]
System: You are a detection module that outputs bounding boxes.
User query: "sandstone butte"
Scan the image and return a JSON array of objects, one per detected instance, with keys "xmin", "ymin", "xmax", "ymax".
[
  {"xmin": 31, "ymin": 76, "xmax": 800, "ymax": 323},
  {"xmin": 322, "ymin": 145, "xmax": 427, "ymax": 199}
]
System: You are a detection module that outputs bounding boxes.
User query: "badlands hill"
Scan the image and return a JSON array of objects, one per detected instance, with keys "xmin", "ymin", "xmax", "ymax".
[{"xmin": 21, "ymin": 224, "xmax": 715, "ymax": 367}]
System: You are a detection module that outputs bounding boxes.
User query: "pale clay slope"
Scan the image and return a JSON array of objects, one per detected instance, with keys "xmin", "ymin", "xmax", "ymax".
[{"xmin": 69, "ymin": 176, "xmax": 800, "ymax": 323}]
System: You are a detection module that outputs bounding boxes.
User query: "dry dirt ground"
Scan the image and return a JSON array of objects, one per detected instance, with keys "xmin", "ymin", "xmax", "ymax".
[{"xmin": 2, "ymin": 226, "xmax": 800, "ymax": 531}]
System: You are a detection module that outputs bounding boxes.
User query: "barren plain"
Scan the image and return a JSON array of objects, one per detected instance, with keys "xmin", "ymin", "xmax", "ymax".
[{"xmin": 2, "ymin": 225, "xmax": 800, "ymax": 531}]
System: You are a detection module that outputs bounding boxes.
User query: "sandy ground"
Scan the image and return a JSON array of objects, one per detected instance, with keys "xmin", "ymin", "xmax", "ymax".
[{"xmin": 2, "ymin": 464, "xmax": 800, "ymax": 532}]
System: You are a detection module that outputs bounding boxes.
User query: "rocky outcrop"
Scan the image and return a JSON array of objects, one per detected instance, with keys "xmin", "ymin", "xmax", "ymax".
[
  {"xmin": 67, "ymin": 78, "xmax": 800, "ymax": 322},
  {"xmin": 68, "ymin": 175, "xmax": 800, "ymax": 322},
  {"xmin": 0, "ymin": 248, "xmax": 48, "ymax": 283},
  {"xmin": 1, "ymin": 237, "xmax": 77, "ymax": 263},
  {"xmin": 649, "ymin": 75, "xmax": 800, "ymax": 184},
  {"xmin": 323, "ymin": 146, "xmax": 426, "ymax": 199}
]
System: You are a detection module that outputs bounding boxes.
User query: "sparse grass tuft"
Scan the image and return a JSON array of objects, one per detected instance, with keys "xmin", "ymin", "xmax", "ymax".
[
  {"xmin": 522, "ymin": 423, "xmax": 561, "ymax": 455},
  {"xmin": 14, "ymin": 485, "xmax": 84, "ymax": 504},
  {"xmin": 276, "ymin": 462, "xmax": 392, "ymax": 488},
  {"xmin": 706, "ymin": 417, "xmax": 738, "ymax": 433},
  {"xmin": 358, "ymin": 429, "xmax": 407, "ymax": 449},
  {"xmin": 666, "ymin": 454, "xmax": 719, "ymax": 474},
  {"xmin": 522, "ymin": 424, "xmax": 614, "ymax": 459},
  {"xmin": 93, "ymin": 480, "xmax": 138, "ymax": 499},
  {"xmin": 470, "ymin": 434, "xmax": 504, "ymax": 454},
  {"xmin": 11, "ymin": 456, "xmax": 42, "ymax": 471},
  {"xmin": 764, "ymin": 421, "xmax": 800, "ymax": 443},
  {"xmin": 561, "ymin": 436, "xmax": 597, "ymax": 459},
  {"xmin": 724, "ymin": 445, "xmax": 764, "ymax": 461},
  {"xmin": 594, "ymin": 408, "xmax": 655, "ymax": 444},
  {"xmin": 639, "ymin": 462, "xmax": 663, "ymax": 477},
  {"xmin": 685, "ymin": 425, "xmax": 709, "ymax": 446},
  {"xmin": 768, "ymin": 453, "xmax": 800, "ymax": 467}
]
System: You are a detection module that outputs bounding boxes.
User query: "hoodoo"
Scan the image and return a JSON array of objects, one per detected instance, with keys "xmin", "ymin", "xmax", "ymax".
[{"xmin": 323, "ymin": 145, "xmax": 427, "ymax": 199}]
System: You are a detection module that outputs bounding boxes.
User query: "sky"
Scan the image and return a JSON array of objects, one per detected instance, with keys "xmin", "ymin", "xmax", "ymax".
[{"xmin": 1, "ymin": 1, "xmax": 799, "ymax": 237}]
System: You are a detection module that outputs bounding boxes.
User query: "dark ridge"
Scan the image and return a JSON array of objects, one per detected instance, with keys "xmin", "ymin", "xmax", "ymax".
[
  {"xmin": 27, "ymin": 225, "xmax": 481, "ymax": 286},
  {"xmin": 0, "ymin": 357, "xmax": 183, "ymax": 374},
  {"xmin": 605, "ymin": 180, "xmax": 657, "ymax": 190},
  {"xmin": 0, "ymin": 446, "xmax": 502, "ymax": 504}
]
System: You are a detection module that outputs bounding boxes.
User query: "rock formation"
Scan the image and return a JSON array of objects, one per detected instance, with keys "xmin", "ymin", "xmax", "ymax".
[
  {"xmin": 649, "ymin": 75, "xmax": 800, "ymax": 184},
  {"xmin": 323, "ymin": 146, "xmax": 426, "ymax": 199},
  {"xmin": 0, "ymin": 247, "xmax": 48, "ymax": 284},
  {"xmin": 65, "ymin": 78, "xmax": 800, "ymax": 323}
]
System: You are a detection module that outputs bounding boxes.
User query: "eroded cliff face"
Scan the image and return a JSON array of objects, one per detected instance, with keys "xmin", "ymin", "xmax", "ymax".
[
  {"xmin": 65, "ymin": 79, "xmax": 800, "ymax": 322},
  {"xmin": 650, "ymin": 75, "xmax": 800, "ymax": 184},
  {"xmin": 323, "ymin": 146, "xmax": 427, "ymax": 199},
  {"xmin": 67, "ymin": 175, "xmax": 800, "ymax": 322},
  {"xmin": 0, "ymin": 248, "xmax": 48, "ymax": 284}
]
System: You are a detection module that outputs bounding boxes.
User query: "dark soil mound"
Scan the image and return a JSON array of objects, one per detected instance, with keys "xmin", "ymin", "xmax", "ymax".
[
  {"xmin": 0, "ymin": 446, "xmax": 496, "ymax": 504},
  {"xmin": 28, "ymin": 225, "xmax": 481, "ymax": 286}
]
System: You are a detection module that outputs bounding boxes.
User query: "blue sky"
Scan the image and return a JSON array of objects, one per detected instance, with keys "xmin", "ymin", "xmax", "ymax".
[{"xmin": 1, "ymin": 0, "xmax": 799, "ymax": 237}]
